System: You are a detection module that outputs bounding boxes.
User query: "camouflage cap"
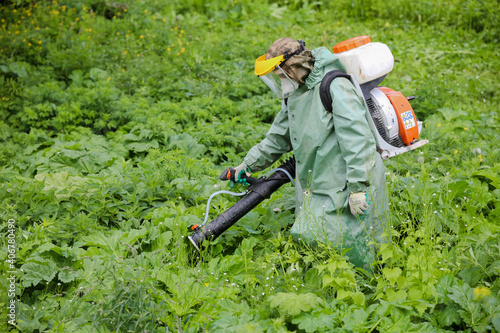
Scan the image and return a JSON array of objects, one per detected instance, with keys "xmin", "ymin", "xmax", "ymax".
[{"xmin": 266, "ymin": 37, "xmax": 315, "ymax": 84}]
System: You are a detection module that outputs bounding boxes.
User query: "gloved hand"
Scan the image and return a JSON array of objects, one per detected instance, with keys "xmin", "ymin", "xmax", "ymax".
[
  {"xmin": 230, "ymin": 162, "xmax": 252, "ymax": 188},
  {"xmin": 349, "ymin": 192, "xmax": 369, "ymax": 216}
]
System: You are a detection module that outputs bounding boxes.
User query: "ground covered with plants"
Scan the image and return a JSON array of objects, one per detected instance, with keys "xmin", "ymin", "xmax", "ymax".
[{"xmin": 0, "ymin": 0, "xmax": 499, "ymax": 332}]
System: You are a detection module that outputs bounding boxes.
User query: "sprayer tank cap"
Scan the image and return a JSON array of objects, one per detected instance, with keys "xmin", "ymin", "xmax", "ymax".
[{"xmin": 333, "ymin": 35, "xmax": 371, "ymax": 53}]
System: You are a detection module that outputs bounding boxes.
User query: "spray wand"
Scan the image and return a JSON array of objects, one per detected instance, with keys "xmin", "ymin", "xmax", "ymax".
[{"xmin": 188, "ymin": 157, "xmax": 296, "ymax": 251}]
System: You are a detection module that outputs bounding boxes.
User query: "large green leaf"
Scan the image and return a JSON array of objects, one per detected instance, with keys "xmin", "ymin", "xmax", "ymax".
[
  {"xmin": 292, "ymin": 311, "xmax": 335, "ymax": 333},
  {"xmin": 436, "ymin": 306, "xmax": 462, "ymax": 327},
  {"xmin": 447, "ymin": 282, "xmax": 484, "ymax": 326},
  {"xmin": 383, "ymin": 267, "xmax": 402, "ymax": 286},
  {"xmin": 21, "ymin": 261, "xmax": 58, "ymax": 287},
  {"xmin": 58, "ymin": 268, "xmax": 79, "ymax": 283},
  {"xmin": 268, "ymin": 292, "xmax": 324, "ymax": 316}
]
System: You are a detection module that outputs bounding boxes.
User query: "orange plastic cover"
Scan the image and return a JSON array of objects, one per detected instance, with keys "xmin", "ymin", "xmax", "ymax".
[
  {"xmin": 333, "ymin": 35, "xmax": 371, "ymax": 54},
  {"xmin": 378, "ymin": 87, "xmax": 419, "ymax": 146}
]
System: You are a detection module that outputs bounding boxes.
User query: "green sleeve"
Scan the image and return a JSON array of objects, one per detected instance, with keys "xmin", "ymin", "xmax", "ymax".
[
  {"xmin": 244, "ymin": 102, "xmax": 292, "ymax": 172},
  {"xmin": 330, "ymin": 78, "xmax": 378, "ymax": 193}
]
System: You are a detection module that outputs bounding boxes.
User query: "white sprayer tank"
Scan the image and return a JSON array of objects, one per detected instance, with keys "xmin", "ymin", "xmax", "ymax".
[{"xmin": 332, "ymin": 36, "xmax": 394, "ymax": 84}]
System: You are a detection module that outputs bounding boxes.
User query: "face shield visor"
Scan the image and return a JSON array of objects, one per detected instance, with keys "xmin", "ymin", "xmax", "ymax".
[
  {"xmin": 254, "ymin": 40, "xmax": 305, "ymax": 100},
  {"xmin": 258, "ymin": 65, "xmax": 299, "ymax": 99}
]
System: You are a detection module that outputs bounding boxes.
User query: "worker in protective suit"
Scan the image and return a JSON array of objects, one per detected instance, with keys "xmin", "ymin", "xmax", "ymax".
[{"xmin": 229, "ymin": 38, "xmax": 389, "ymax": 270}]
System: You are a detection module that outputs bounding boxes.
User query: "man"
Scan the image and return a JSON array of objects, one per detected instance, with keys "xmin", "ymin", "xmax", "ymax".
[{"xmin": 229, "ymin": 38, "xmax": 389, "ymax": 270}]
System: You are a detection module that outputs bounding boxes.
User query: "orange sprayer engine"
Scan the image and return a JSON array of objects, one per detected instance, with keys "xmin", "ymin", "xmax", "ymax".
[{"xmin": 333, "ymin": 36, "xmax": 428, "ymax": 159}]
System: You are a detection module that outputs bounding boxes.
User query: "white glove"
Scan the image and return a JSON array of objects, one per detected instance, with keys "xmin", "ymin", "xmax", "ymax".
[
  {"xmin": 349, "ymin": 192, "xmax": 369, "ymax": 216},
  {"xmin": 230, "ymin": 162, "xmax": 252, "ymax": 188},
  {"xmin": 234, "ymin": 162, "xmax": 251, "ymax": 180}
]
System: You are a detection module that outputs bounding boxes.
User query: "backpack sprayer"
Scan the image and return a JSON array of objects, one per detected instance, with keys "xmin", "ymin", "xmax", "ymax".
[
  {"xmin": 188, "ymin": 36, "xmax": 428, "ymax": 251},
  {"xmin": 331, "ymin": 36, "xmax": 428, "ymax": 159}
]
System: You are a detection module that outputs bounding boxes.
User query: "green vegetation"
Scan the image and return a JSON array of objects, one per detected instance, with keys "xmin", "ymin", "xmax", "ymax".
[{"xmin": 0, "ymin": 0, "xmax": 499, "ymax": 332}]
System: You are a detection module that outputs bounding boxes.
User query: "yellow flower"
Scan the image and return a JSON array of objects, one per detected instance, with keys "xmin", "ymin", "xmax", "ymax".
[
  {"xmin": 28, "ymin": 42, "xmax": 31, "ymax": 46},
  {"xmin": 454, "ymin": 150, "xmax": 458, "ymax": 154},
  {"xmin": 474, "ymin": 286, "xmax": 491, "ymax": 300},
  {"xmin": 181, "ymin": 30, "xmax": 184, "ymax": 33},
  {"xmin": 205, "ymin": 283, "xmax": 209, "ymax": 287},
  {"xmin": 123, "ymin": 50, "xmax": 128, "ymax": 54},
  {"xmin": 140, "ymin": 35, "xmax": 144, "ymax": 39},
  {"xmin": 117, "ymin": 32, "xmax": 120, "ymax": 35},
  {"xmin": 181, "ymin": 48, "xmax": 185, "ymax": 53},
  {"xmin": 38, "ymin": 40, "xmax": 42, "ymax": 44},
  {"xmin": 167, "ymin": 47, "xmax": 171, "ymax": 51},
  {"xmin": 437, "ymin": 123, "xmax": 441, "ymax": 127},
  {"xmin": 107, "ymin": 77, "xmax": 111, "ymax": 81},
  {"xmin": 464, "ymin": 127, "xmax": 468, "ymax": 130},
  {"xmin": 137, "ymin": 53, "xmax": 141, "ymax": 57},
  {"xmin": 178, "ymin": 38, "xmax": 182, "ymax": 46},
  {"xmin": 478, "ymin": 155, "xmax": 483, "ymax": 162},
  {"xmin": 163, "ymin": 18, "xmax": 166, "ymax": 22}
]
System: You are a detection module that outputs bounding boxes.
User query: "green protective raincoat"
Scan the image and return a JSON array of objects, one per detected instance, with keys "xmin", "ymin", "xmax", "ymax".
[{"xmin": 244, "ymin": 47, "xmax": 389, "ymax": 269}]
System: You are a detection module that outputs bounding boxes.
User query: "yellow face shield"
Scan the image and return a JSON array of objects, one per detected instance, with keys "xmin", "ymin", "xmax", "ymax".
[{"xmin": 254, "ymin": 54, "xmax": 285, "ymax": 76}]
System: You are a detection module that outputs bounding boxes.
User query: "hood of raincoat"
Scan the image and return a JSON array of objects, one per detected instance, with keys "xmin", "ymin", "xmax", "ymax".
[{"xmin": 305, "ymin": 47, "xmax": 347, "ymax": 90}]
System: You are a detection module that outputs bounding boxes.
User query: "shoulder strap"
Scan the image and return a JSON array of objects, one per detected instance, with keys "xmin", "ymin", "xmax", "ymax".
[
  {"xmin": 319, "ymin": 70, "xmax": 385, "ymax": 156},
  {"xmin": 319, "ymin": 70, "xmax": 352, "ymax": 112}
]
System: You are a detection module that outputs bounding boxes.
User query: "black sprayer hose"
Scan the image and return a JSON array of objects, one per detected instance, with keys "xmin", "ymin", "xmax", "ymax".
[{"xmin": 188, "ymin": 156, "xmax": 296, "ymax": 251}]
